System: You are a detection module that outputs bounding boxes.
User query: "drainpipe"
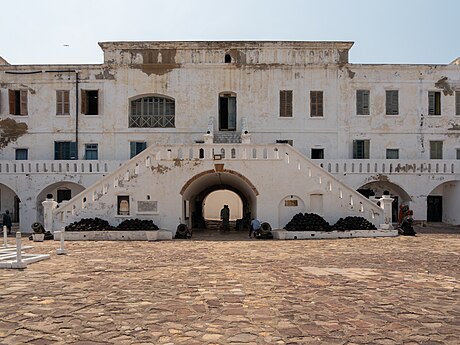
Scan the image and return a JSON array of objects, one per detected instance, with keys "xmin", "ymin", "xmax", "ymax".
[{"xmin": 75, "ymin": 71, "xmax": 79, "ymax": 159}]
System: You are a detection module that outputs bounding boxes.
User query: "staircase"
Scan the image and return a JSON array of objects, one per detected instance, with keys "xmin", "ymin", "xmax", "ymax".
[{"xmin": 213, "ymin": 132, "xmax": 241, "ymax": 144}]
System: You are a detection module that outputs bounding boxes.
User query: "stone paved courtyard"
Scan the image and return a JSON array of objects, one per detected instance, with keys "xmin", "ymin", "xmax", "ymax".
[{"xmin": 1, "ymin": 225, "xmax": 459, "ymax": 345}]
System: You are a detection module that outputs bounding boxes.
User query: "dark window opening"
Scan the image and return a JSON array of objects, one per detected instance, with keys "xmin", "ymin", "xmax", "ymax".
[
  {"xmin": 54, "ymin": 141, "xmax": 77, "ymax": 160},
  {"xmin": 82, "ymin": 90, "xmax": 99, "ymax": 115},
  {"xmin": 15, "ymin": 148, "xmax": 28, "ymax": 160},
  {"xmin": 428, "ymin": 91, "xmax": 441, "ymax": 115},
  {"xmin": 311, "ymin": 148, "xmax": 324, "ymax": 159},
  {"xmin": 57, "ymin": 189, "xmax": 72, "ymax": 203},
  {"xmin": 8, "ymin": 89, "xmax": 28, "ymax": 115},
  {"xmin": 353, "ymin": 140, "xmax": 370, "ymax": 159},
  {"xmin": 225, "ymin": 54, "xmax": 232, "ymax": 63},
  {"xmin": 386, "ymin": 149, "xmax": 399, "ymax": 159},
  {"xmin": 130, "ymin": 142, "xmax": 147, "ymax": 158},
  {"xmin": 219, "ymin": 94, "xmax": 236, "ymax": 130},
  {"xmin": 429, "ymin": 141, "xmax": 443, "ymax": 159}
]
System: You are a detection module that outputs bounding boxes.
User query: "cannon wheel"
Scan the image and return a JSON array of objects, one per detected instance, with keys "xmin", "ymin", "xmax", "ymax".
[{"xmin": 259, "ymin": 222, "xmax": 272, "ymax": 235}]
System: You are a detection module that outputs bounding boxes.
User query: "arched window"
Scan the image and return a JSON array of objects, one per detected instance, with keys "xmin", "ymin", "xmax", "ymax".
[
  {"xmin": 225, "ymin": 54, "xmax": 232, "ymax": 63},
  {"xmin": 130, "ymin": 96, "xmax": 175, "ymax": 128}
]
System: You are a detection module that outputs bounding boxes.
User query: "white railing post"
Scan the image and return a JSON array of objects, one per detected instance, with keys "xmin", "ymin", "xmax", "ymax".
[
  {"xmin": 2, "ymin": 225, "xmax": 8, "ymax": 248},
  {"xmin": 12, "ymin": 232, "xmax": 26, "ymax": 269},
  {"xmin": 56, "ymin": 227, "xmax": 67, "ymax": 255}
]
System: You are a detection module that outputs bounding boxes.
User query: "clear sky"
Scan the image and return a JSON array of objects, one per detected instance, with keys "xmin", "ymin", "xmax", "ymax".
[{"xmin": 1, "ymin": 0, "xmax": 459, "ymax": 65}]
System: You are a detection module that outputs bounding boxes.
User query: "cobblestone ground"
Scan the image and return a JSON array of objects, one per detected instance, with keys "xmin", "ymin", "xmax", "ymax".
[{"xmin": 1, "ymin": 227, "xmax": 459, "ymax": 344}]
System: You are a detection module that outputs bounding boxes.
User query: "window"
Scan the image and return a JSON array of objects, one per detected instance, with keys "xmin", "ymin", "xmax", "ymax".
[
  {"xmin": 54, "ymin": 141, "xmax": 77, "ymax": 160},
  {"xmin": 457, "ymin": 148, "xmax": 460, "ymax": 160},
  {"xmin": 353, "ymin": 140, "xmax": 370, "ymax": 159},
  {"xmin": 15, "ymin": 148, "xmax": 28, "ymax": 160},
  {"xmin": 84, "ymin": 144, "xmax": 98, "ymax": 160},
  {"xmin": 311, "ymin": 148, "xmax": 324, "ymax": 159},
  {"xmin": 386, "ymin": 149, "xmax": 399, "ymax": 159},
  {"xmin": 456, "ymin": 91, "xmax": 460, "ymax": 116},
  {"xmin": 310, "ymin": 91, "xmax": 323, "ymax": 117},
  {"xmin": 276, "ymin": 139, "xmax": 293, "ymax": 146},
  {"xmin": 130, "ymin": 96, "xmax": 175, "ymax": 128},
  {"xmin": 356, "ymin": 90, "xmax": 370, "ymax": 115},
  {"xmin": 430, "ymin": 141, "xmax": 443, "ymax": 159},
  {"xmin": 428, "ymin": 91, "xmax": 441, "ymax": 115},
  {"xmin": 279, "ymin": 90, "xmax": 293, "ymax": 117},
  {"xmin": 8, "ymin": 89, "xmax": 28, "ymax": 115},
  {"xmin": 57, "ymin": 189, "xmax": 71, "ymax": 203},
  {"xmin": 385, "ymin": 90, "xmax": 399, "ymax": 115},
  {"xmin": 225, "ymin": 54, "xmax": 232, "ymax": 63},
  {"xmin": 56, "ymin": 90, "xmax": 70, "ymax": 115},
  {"xmin": 130, "ymin": 141, "xmax": 147, "ymax": 158},
  {"xmin": 81, "ymin": 90, "xmax": 99, "ymax": 115}
]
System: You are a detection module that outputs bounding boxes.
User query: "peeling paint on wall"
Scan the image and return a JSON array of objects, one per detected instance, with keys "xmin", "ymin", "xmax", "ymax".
[
  {"xmin": 0, "ymin": 118, "xmax": 28, "ymax": 149},
  {"xmin": 95, "ymin": 68, "xmax": 116, "ymax": 80},
  {"xmin": 435, "ymin": 77, "xmax": 454, "ymax": 96}
]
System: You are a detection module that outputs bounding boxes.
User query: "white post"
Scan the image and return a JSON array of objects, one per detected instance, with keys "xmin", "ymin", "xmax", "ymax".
[
  {"xmin": 56, "ymin": 227, "xmax": 67, "ymax": 255},
  {"xmin": 2, "ymin": 225, "xmax": 7, "ymax": 248},
  {"xmin": 12, "ymin": 232, "xmax": 26, "ymax": 269}
]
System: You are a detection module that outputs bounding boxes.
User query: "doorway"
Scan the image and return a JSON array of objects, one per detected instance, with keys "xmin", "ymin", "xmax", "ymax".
[
  {"xmin": 427, "ymin": 196, "xmax": 442, "ymax": 222},
  {"xmin": 219, "ymin": 94, "xmax": 236, "ymax": 131}
]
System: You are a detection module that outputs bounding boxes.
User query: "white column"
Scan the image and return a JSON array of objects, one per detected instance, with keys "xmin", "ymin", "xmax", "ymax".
[
  {"xmin": 42, "ymin": 196, "xmax": 58, "ymax": 233},
  {"xmin": 379, "ymin": 195, "xmax": 394, "ymax": 229},
  {"xmin": 12, "ymin": 232, "xmax": 26, "ymax": 269},
  {"xmin": 2, "ymin": 225, "xmax": 8, "ymax": 248},
  {"xmin": 56, "ymin": 227, "xmax": 67, "ymax": 255}
]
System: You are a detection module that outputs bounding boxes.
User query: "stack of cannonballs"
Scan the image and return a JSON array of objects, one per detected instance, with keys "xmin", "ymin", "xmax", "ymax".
[
  {"xmin": 65, "ymin": 218, "xmax": 114, "ymax": 231},
  {"xmin": 65, "ymin": 217, "xmax": 159, "ymax": 231},
  {"xmin": 284, "ymin": 213, "xmax": 331, "ymax": 232},
  {"xmin": 117, "ymin": 219, "xmax": 159, "ymax": 230},
  {"xmin": 331, "ymin": 216, "xmax": 377, "ymax": 231}
]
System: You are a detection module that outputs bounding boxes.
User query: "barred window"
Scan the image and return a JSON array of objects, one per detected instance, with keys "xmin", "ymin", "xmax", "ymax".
[{"xmin": 130, "ymin": 96, "xmax": 175, "ymax": 128}]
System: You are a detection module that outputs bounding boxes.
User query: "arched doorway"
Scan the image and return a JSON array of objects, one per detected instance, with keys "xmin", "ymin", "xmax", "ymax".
[
  {"xmin": 358, "ymin": 181, "xmax": 411, "ymax": 223},
  {"xmin": 203, "ymin": 189, "xmax": 243, "ymax": 221},
  {"xmin": 180, "ymin": 168, "xmax": 258, "ymax": 233},
  {"xmin": 0, "ymin": 183, "xmax": 20, "ymax": 224},
  {"xmin": 427, "ymin": 180, "xmax": 460, "ymax": 224}
]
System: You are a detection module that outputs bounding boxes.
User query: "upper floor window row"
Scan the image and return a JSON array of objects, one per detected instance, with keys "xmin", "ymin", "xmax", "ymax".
[
  {"xmin": 279, "ymin": 90, "xmax": 324, "ymax": 118},
  {"xmin": 358, "ymin": 90, "xmax": 460, "ymax": 116},
  {"xmin": 130, "ymin": 96, "xmax": 175, "ymax": 128}
]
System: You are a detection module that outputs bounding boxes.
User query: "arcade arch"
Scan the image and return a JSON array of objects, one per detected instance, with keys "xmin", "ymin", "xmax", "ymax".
[
  {"xmin": 181, "ymin": 169, "xmax": 258, "ymax": 230},
  {"xmin": 0, "ymin": 183, "xmax": 20, "ymax": 223},
  {"xmin": 357, "ymin": 181, "xmax": 411, "ymax": 222},
  {"xmin": 36, "ymin": 182, "xmax": 85, "ymax": 224},
  {"xmin": 427, "ymin": 180, "xmax": 460, "ymax": 224}
]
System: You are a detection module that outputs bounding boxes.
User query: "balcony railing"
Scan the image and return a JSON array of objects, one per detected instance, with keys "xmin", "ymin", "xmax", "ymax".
[
  {"xmin": 316, "ymin": 159, "xmax": 459, "ymax": 175},
  {"xmin": 0, "ymin": 160, "xmax": 124, "ymax": 174}
]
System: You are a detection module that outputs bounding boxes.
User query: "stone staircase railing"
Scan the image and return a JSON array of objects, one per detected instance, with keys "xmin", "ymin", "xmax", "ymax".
[{"xmin": 54, "ymin": 143, "xmax": 385, "ymax": 227}]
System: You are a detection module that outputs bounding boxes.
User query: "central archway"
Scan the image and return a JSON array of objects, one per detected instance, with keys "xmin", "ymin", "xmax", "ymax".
[{"xmin": 180, "ymin": 169, "xmax": 258, "ymax": 231}]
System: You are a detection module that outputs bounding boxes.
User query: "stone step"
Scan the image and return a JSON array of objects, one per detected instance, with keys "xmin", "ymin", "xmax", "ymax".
[{"xmin": 214, "ymin": 132, "xmax": 242, "ymax": 144}]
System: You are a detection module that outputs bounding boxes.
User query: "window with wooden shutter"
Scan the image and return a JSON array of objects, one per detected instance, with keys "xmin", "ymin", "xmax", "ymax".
[
  {"xmin": 279, "ymin": 90, "xmax": 293, "ymax": 117},
  {"xmin": 8, "ymin": 89, "xmax": 27, "ymax": 115},
  {"xmin": 56, "ymin": 90, "xmax": 70, "ymax": 115},
  {"xmin": 429, "ymin": 141, "xmax": 443, "ymax": 159},
  {"xmin": 8, "ymin": 89, "xmax": 14, "ymax": 114},
  {"xmin": 428, "ymin": 91, "xmax": 441, "ymax": 115},
  {"xmin": 81, "ymin": 90, "xmax": 98, "ymax": 115},
  {"xmin": 20, "ymin": 90, "xmax": 28, "ymax": 115},
  {"xmin": 356, "ymin": 90, "xmax": 370, "ymax": 115},
  {"xmin": 456, "ymin": 91, "xmax": 460, "ymax": 116},
  {"xmin": 385, "ymin": 90, "xmax": 399, "ymax": 115},
  {"xmin": 310, "ymin": 91, "xmax": 323, "ymax": 117}
]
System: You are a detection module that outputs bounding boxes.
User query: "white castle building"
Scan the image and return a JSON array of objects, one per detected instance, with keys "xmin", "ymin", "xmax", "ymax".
[{"xmin": 0, "ymin": 41, "xmax": 459, "ymax": 233}]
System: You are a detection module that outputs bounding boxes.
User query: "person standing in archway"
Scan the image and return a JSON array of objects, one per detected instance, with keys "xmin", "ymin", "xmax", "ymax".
[
  {"xmin": 220, "ymin": 205, "xmax": 230, "ymax": 231},
  {"xmin": 2, "ymin": 210, "xmax": 12, "ymax": 235}
]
